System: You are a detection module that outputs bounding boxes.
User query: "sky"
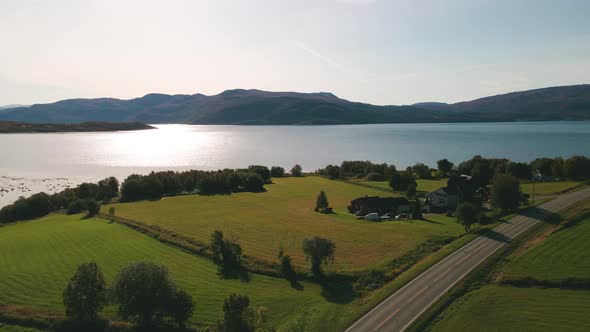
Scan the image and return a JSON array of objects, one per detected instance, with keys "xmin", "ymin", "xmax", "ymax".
[{"xmin": 0, "ymin": 0, "xmax": 589, "ymax": 106}]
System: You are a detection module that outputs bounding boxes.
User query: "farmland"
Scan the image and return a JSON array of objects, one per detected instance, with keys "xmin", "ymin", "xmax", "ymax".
[
  {"xmin": 109, "ymin": 176, "xmax": 465, "ymax": 272},
  {"xmin": 0, "ymin": 214, "xmax": 344, "ymax": 329},
  {"xmin": 424, "ymin": 197, "xmax": 590, "ymax": 331},
  {"xmin": 520, "ymin": 180, "xmax": 583, "ymax": 195},
  {"xmin": 428, "ymin": 286, "xmax": 590, "ymax": 332}
]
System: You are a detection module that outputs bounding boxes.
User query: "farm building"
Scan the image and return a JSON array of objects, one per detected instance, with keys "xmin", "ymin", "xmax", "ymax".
[{"xmin": 348, "ymin": 196, "xmax": 410, "ymax": 216}]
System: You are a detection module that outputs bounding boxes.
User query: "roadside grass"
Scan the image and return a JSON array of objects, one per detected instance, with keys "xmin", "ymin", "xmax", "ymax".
[
  {"xmin": 428, "ymin": 286, "xmax": 590, "ymax": 332},
  {"xmin": 416, "ymin": 197, "xmax": 590, "ymax": 332},
  {"xmin": 108, "ymin": 176, "xmax": 465, "ymax": 273},
  {"xmin": 501, "ymin": 198, "xmax": 590, "ymax": 281},
  {"xmin": 0, "ymin": 214, "xmax": 345, "ymax": 329},
  {"xmin": 521, "ymin": 180, "xmax": 583, "ymax": 195},
  {"xmin": 0, "ymin": 323, "xmax": 46, "ymax": 332}
]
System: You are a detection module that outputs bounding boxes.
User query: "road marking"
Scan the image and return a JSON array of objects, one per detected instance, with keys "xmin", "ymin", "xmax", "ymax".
[
  {"xmin": 454, "ymin": 253, "xmax": 472, "ymax": 265},
  {"xmin": 406, "ymin": 287, "xmax": 428, "ymax": 304},
  {"xmin": 434, "ymin": 268, "xmax": 451, "ymax": 281},
  {"xmin": 374, "ymin": 308, "xmax": 401, "ymax": 331}
]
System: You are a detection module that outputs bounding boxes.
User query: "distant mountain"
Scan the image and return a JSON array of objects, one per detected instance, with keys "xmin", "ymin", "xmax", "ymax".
[
  {"xmin": 0, "ymin": 104, "xmax": 29, "ymax": 110},
  {"xmin": 0, "ymin": 85, "xmax": 588, "ymax": 125},
  {"xmin": 413, "ymin": 85, "xmax": 590, "ymax": 121}
]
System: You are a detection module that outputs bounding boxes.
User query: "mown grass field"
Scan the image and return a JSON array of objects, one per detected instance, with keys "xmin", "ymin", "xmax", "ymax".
[
  {"xmin": 351, "ymin": 178, "xmax": 448, "ymax": 193},
  {"xmin": 0, "ymin": 214, "xmax": 347, "ymax": 330},
  {"xmin": 425, "ymin": 197, "xmax": 590, "ymax": 332},
  {"xmin": 520, "ymin": 180, "xmax": 583, "ymax": 195},
  {"xmin": 502, "ymin": 198, "xmax": 590, "ymax": 281},
  {"xmin": 428, "ymin": 286, "xmax": 590, "ymax": 332},
  {"xmin": 108, "ymin": 176, "xmax": 465, "ymax": 272}
]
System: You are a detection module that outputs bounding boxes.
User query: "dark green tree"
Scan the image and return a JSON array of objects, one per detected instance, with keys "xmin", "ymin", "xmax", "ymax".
[
  {"xmin": 564, "ymin": 156, "xmax": 590, "ymax": 180},
  {"xmin": 291, "ymin": 164, "xmax": 303, "ymax": 177},
  {"xmin": 412, "ymin": 199, "xmax": 422, "ymax": 219},
  {"xmin": 412, "ymin": 163, "xmax": 431, "ymax": 179},
  {"xmin": 86, "ymin": 200, "xmax": 100, "ymax": 217},
  {"xmin": 270, "ymin": 166, "xmax": 285, "ymax": 178},
  {"xmin": 405, "ymin": 182, "xmax": 417, "ymax": 199},
  {"xmin": 112, "ymin": 261, "xmax": 176, "ymax": 326},
  {"xmin": 63, "ymin": 262, "xmax": 107, "ymax": 322},
  {"xmin": 437, "ymin": 159, "xmax": 454, "ymax": 176},
  {"xmin": 302, "ymin": 236, "xmax": 335, "ymax": 277},
  {"xmin": 491, "ymin": 174, "xmax": 522, "ymax": 212},
  {"xmin": 166, "ymin": 289, "xmax": 194, "ymax": 328},
  {"xmin": 211, "ymin": 230, "xmax": 225, "ymax": 262},
  {"xmin": 222, "ymin": 294, "xmax": 252, "ymax": 332},
  {"xmin": 455, "ymin": 202, "xmax": 479, "ymax": 232},
  {"xmin": 315, "ymin": 190, "xmax": 329, "ymax": 213}
]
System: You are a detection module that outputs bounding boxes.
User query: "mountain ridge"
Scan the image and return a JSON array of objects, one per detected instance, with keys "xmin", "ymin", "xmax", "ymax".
[{"xmin": 1, "ymin": 85, "xmax": 589, "ymax": 125}]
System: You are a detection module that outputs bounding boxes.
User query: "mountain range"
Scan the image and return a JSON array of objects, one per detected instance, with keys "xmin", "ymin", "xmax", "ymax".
[{"xmin": 0, "ymin": 85, "xmax": 588, "ymax": 125}]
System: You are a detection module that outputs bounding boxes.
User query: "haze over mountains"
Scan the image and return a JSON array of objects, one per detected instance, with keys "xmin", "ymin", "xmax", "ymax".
[{"xmin": 0, "ymin": 85, "xmax": 588, "ymax": 125}]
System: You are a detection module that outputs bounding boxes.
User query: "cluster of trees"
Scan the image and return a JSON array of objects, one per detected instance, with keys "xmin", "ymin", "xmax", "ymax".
[
  {"xmin": 317, "ymin": 161, "xmax": 396, "ymax": 180},
  {"xmin": 63, "ymin": 261, "xmax": 267, "ymax": 331},
  {"xmin": 0, "ymin": 177, "xmax": 118, "ymax": 224},
  {"xmin": 210, "ymin": 230, "xmax": 244, "ymax": 277},
  {"xmin": 63, "ymin": 261, "xmax": 193, "ymax": 329}
]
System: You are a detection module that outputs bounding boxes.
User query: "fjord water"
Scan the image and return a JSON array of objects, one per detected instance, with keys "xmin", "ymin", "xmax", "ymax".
[{"xmin": 1, "ymin": 122, "xmax": 589, "ymax": 206}]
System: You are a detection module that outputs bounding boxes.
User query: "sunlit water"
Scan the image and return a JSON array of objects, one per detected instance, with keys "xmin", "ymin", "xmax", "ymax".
[{"xmin": 1, "ymin": 122, "xmax": 589, "ymax": 207}]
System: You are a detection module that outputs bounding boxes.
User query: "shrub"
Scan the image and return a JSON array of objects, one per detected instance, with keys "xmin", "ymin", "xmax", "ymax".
[
  {"xmin": 166, "ymin": 289, "xmax": 194, "ymax": 328},
  {"xmin": 67, "ymin": 199, "xmax": 88, "ymax": 215}
]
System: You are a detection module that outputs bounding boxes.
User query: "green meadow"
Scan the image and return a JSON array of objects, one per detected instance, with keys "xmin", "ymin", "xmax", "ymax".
[
  {"xmin": 429, "ymin": 286, "xmax": 590, "ymax": 332},
  {"xmin": 0, "ymin": 214, "xmax": 346, "ymax": 330},
  {"xmin": 426, "ymin": 198, "xmax": 590, "ymax": 332},
  {"xmin": 109, "ymin": 176, "xmax": 465, "ymax": 272},
  {"xmin": 520, "ymin": 180, "xmax": 583, "ymax": 195},
  {"xmin": 502, "ymin": 198, "xmax": 590, "ymax": 280}
]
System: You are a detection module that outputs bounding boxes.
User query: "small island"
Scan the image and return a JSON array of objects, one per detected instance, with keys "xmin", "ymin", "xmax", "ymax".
[{"xmin": 0, "ymin": 121, "xmax": 155, "ymax": 133}]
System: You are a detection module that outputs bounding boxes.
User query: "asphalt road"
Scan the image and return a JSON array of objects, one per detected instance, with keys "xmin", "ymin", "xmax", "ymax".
[{"xmin": 346, "ymin": 187, "xmax": 590, "ymax": 332}]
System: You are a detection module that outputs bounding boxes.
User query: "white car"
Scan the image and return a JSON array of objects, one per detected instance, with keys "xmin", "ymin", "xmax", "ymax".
[{"xmin": 365, "ymin": 213, "xmax": 380, "ymax": 221}]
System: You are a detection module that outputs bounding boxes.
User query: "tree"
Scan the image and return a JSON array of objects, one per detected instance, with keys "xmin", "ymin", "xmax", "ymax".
[
  {"xmin": 166, "ymin": 289, "xmax": 194, "ymax": 328},
  {"xmin": 302, "ymin": 237, "xmax": 335, "ymax": 277},
  {"xmin": 278, "ymin": 248, "xmax": 296, "ymax": 282},
  {"xmin": 412, "ymin": 199, "xmax": 422, "ymax": 219},
  {"xmin": 291, "ymin": 164, "xmax": 303, "ymax": 177},
  {"xmin": 63, "ymin": 262, "xmax": 107, "ymax": 322},
  {"xmin": 211, "ymin": 230, "xmax": 225, "ymax": 262},
  {"xmin": 389, "ymin": 171, "xmax": 416, "ymax": 192},
  {"xmin": 491, "ymin": 174, "xmax": 521, "ymax": 212},
  {"xmin": 222, "ymin": 294, "xmax": 251, "ymax": 332},
  {"xmin": 412, "ymin": 163, "xmax": 431, "ymax": 179},
  {"xmin": 315, "ymin": 190, "xmax": 329, "ymax": 213},
  {"xmin": 86, "ymin": 200, "xmax": 100, "ymax": 217},
  {"xmin": 455, "ymin": 202, "xmax": 479, "ymax": 232},
  {"xmin": 564, "ymin": 156, "xmax": 590, "ymax": 180},
  {"xmin": 67, "ymin": 199, "xmax": 88, "ymax": 215},
  {"xmin": 243, "ymin": 173, "xmax": 265, "ymax": 192},
  {"xmin": 437, "ymin": 159, "xmax": 454, "ymax": 176},
  {"xmin": 112, "ymin": 261, "xmax": 176, "ymax": 326},
  {"xmin": 506, "ymin": 162, "xmax": 532, "ymax": 180},
  {"xmin": 270, "ymin": 166, "xmax": 285, "ymax": 178},
  {"xmin": 248, "ymin": 165, "xmax": 271, "ymax": 182},
  {"xmin": 405, "ymin": 182, "xmax": 417, "ymax": 199}
]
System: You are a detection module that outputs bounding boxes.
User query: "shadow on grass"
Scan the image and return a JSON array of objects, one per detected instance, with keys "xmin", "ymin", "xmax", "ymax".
[
  {"xmin": 218, "ymin": 266, "xmax": 250, "ymax": 282},
  {"xmin": 481, "ymin": 229, "xmax": 511, "ymax": 243},
  {"xmin": 289, "ymin": 278, "xmax": 305, "ymax": 291},
  {"xmin": 420, "ymin": 217, "xmax": 443, "ymax": 225}
]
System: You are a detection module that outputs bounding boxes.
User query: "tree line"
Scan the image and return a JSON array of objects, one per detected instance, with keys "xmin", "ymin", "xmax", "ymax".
[{"xmin": 0, "ymin": 164, "xmax": 305, "ymax": 225}]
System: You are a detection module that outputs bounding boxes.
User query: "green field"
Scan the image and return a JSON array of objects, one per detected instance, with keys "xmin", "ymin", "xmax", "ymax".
[
  {"xmin": 352, "ymin": 178, "xmax": 448, "ymax": 193},
  {"xmin": 429, "ymin": 286, "xmax": 590, "ymax": 332},
  {"xmin": 108, "ymin": 176, "xmax": 464, "ymax": 272},
  {"xmin": 502, "ymin": 198, "xmax": 590, "ymax": 281},
  {"xmin": 0, "ymin": 324, "xmax": 45, "ymax": 332},
  {"xmin": 0, "ymin": 214, "xmax": 346, "ymax": 329},
  {"xmin": 521, "ymin": 180, "xmax": 583, "ymax": 195}
]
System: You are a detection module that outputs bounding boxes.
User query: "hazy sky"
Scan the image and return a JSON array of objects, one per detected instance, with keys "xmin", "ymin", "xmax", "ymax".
[{"xmin": 1, "ymin": 0, "xmax": 589, "ymax": 106}]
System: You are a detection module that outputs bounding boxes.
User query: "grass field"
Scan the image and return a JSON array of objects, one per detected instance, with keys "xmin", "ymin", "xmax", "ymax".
[
  {"xmin": 0, "ymin": 324, "xmax": 45, "ymax": 332},
  {"xmin": 502, "ymin": 198, "xmax": 590, "ymax": 281},
  {"xmin": 0, "ymin": 214, "xmax": 348, "ymax": 329},
  {"xmin": 429, "ymin": 286, "xmax": 590, "ymax": 332},
  {"xmin": 352, "ymin": 178, "xmax": 448, "ymax": 193},
  {"xmin": 108, "ymin": 176, "xmax": 465, "ymax": 272},
  {"xmin": 520, "ymin": 180, "xmax": 583, "ymax": 195}
]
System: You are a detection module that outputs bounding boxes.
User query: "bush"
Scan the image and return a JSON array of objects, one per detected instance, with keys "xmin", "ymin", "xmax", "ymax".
[
  {"xmin": 86, "ymin": 200, "xmax": 100, "ymax": 217},
  {"xmin": 243, "ymin": 173, "xmax": 265, "ymax": 192},
  {"xmin": 366, "ymin": 172, "xmax": 385, "ymax": 181},
  {"xmin": 166, "ymin": 289, "xmax": 194, "ymax": 328},
  {"xmin": 221, "ymin": 294, "xmax": 252, "ymax": 332},
  {"xmin": 355, "ymin": 270, "xmax": 386, "ymax": 292},
  {"xmin": 63, "ymin": 262, "xmax": 107, "ymax": 322},
  {"xmin": 270, "ymin": 166, "xmax": 285, "ymax": 178},
  {"xmin": 67, "ymin": 199, "xmax": 88, "ymax": 215}
]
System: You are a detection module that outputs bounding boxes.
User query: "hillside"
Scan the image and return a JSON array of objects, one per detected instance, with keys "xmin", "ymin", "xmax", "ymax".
[
  {"xmin": 0, "ymin": 85, "xmax": 589, "ymax": 124},
  {"xmin": 0, "ymin": 121, "xmax": 154, "ymax": 133}
]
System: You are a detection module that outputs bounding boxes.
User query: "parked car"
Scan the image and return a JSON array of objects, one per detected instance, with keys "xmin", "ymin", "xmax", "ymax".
[
  {"xmin": 365, "ymin": 213, "xmax": 381, "ymax": 221},
  {"xmin": 395, "ymin": 213, "xmax": 408, "ymax": 220}
]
